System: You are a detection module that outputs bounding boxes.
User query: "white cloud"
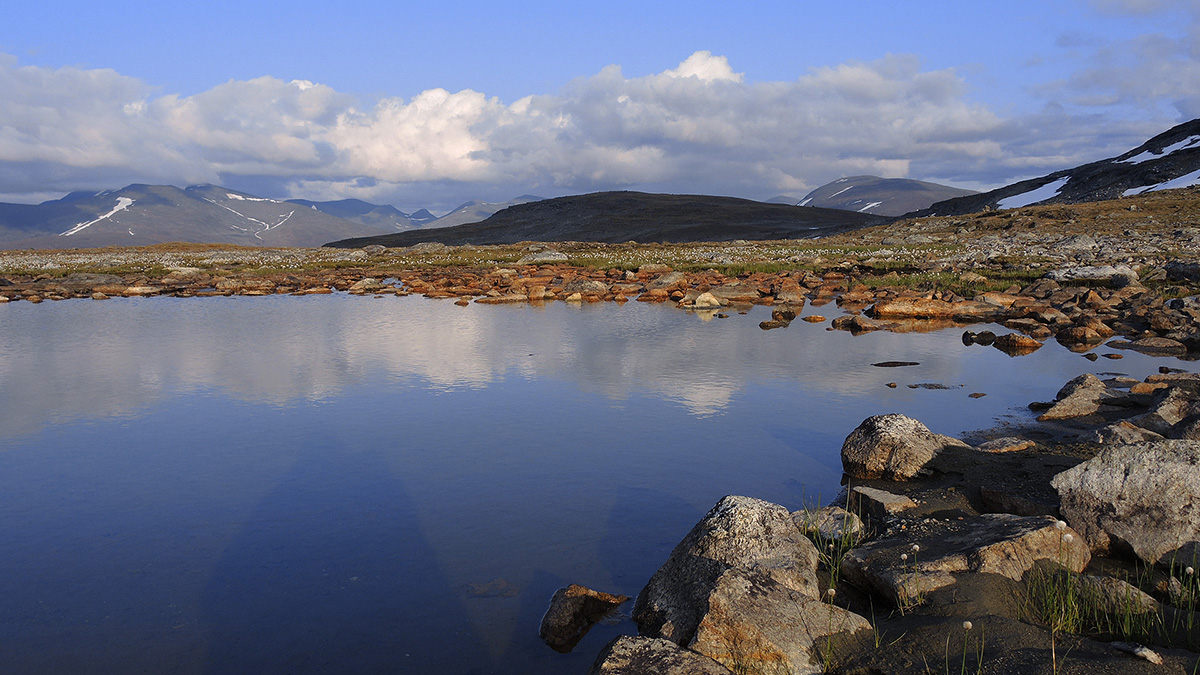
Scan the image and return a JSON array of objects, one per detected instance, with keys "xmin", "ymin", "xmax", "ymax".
[
  {"xmin": 0, "ymin": 49, "xmax": 1188, "ymax": 208},
  {"xmin": 660, "ymin": 51, "xmax": 744, "ymax": 83}
]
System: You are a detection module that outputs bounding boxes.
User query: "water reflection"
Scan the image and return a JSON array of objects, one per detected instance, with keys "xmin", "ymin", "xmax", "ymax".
[
  {"xmin": 0, "ymin": 294, "xmax": 1195, "ymax": 674},
  {"xmin": 0, "ymin": 294, "xmax": 1140, "ymax": 436}
]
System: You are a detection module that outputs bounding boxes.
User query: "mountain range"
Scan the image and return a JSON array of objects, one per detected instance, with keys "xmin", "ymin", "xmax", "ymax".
[{"xmin": 0, "ymin": 187, "xmax": 537, "ymax": 249}]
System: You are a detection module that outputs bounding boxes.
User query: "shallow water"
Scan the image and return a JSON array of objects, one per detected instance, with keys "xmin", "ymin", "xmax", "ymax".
[{"xmin": 0, "ymin": 294, "xmax": 1193, "ymax": 674}]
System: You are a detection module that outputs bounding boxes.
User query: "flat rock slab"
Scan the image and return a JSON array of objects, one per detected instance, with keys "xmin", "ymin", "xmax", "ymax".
[
  {"xmin": 975, "ymin": 437, "xmax": 1036, "ymax": 453},
  {"xmin": 633, "ymin": 495, "xmax": 820, "ymax": 645},
  {"xmin": 840, "ymin": 514, "xmax": 1091, "ymax": 608},
  {"xmin": 1052, "ymin": 440, "xmax": 1200, "ymax": 565},
  {"xmin": 588, "ymin": 636, "xmax": 733, "ymax": 675},
  {"xmin": 848, "ymin": 486, "xmax": 917, "ymax": 522}
]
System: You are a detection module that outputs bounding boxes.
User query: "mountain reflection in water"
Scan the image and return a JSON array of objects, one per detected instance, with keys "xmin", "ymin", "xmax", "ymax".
[{"xmin": 0, "ymin": 294, "xmax": 1190, "ymax": 674}]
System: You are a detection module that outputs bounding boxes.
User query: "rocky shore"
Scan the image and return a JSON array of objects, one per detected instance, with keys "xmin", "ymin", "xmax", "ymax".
[{"xmin": 541, "ymin": 372, "xmax": 1200, "ymax": 674}]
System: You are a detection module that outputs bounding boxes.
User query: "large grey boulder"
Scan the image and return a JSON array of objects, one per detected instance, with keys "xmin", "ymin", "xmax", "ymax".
[
  {"xmin": 588, "ymin": 636, "xmax": 733, "ymax": 675},
  {"xmin": 633, "ymin": 496, "xmax": 821, "ymax": 645},
  {"xmin": 840, "ymin": 414, "xmax": 970, "ymax": 480},
  {"xmin": 1052, "ymin": 440, "xmax": 1200, "ymax": 565},
  {"xmin": 840, "ymin": 514, "xmax": 1091, "ymax": 608},
  {"xmin": 1044, "ymin": 265, "xmax": 1139, "ymax": 287},
  {"xmin": 687, "ymin": 568, "xmax": 870, "ymax": 675}
]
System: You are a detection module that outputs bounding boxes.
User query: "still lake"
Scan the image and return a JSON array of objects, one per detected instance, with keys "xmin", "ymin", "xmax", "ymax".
[{"xmin": 0, "ymin": 293, "xmax": 1193, "ymax": 674}]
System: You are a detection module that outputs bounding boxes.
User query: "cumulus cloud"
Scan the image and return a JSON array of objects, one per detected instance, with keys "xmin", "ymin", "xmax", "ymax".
[{"xmin": 0, "ymin": 49, "xmax": 1187, "ymax": 209}]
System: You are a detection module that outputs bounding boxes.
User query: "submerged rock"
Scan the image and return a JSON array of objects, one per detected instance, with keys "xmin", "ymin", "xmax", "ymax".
[{"xmin": 539, "ymin": 584, "xmax": 629, "ymax": 653}]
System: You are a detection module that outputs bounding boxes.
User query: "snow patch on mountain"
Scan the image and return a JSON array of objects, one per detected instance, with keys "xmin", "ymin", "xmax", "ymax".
[
  {"xmin": 857, "ymin": 201, "xmax": 883, "ymax": 213},
  {"xmin": 997, "ymin": 177, "xmax": 1070, "ymax": 210},
  {"xmin": 60, "ymin": 197, "xmax": 134, "ymax": 236},
  {"xmin": 226, "ymin": 193, "xmax": 277, "ymax": 203},
  {"xmin": 1118, "ymin": 135, "xmax": 1200, "ymax": 165},
  {"xmin": 1123, "ymin": 168, "xmax": 1200, "ymax": 196}
]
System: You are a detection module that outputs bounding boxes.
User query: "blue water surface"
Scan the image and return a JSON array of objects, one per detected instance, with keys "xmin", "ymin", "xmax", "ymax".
[{"xmin": 0, "ymin": 294, "xmax": 1193, "ymax": 674}]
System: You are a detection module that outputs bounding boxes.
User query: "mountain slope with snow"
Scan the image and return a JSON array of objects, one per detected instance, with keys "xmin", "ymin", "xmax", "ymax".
[
  {"xmin": 0, "ymin": 185, "xmax": 400, "ymax": 248},
  {"xmin": 794, "ymin": 176, "xmax": 977, "ymax": 216},
  {"xmin": 429, "ymin": 196, "xmax": 543, "ymax": 229},
  {"xmin": 915, "ymin": 118, "xmax": 1200, "ymax": 217}
]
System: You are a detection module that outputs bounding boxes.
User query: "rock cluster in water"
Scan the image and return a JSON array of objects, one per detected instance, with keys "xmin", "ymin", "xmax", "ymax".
[{"xmin": 3, "ymin": 250, "xmax": 1199, "ymax": 359}]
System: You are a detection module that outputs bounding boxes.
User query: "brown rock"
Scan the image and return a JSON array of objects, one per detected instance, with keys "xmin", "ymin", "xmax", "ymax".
[
  {"xmin": 1055, "ymin": 325, "xmax": 1103, "ymax": 346},
  {"xmin": 868, "ymin": 297, "xmax": 999, "ymax": 320},
  {"xmin": 539, "ymin": 584, "xmax": 629, "ymax": 653},
  {"xmin": 992, "ymin": 333, "xmax": 1043, "ymax": 355}
]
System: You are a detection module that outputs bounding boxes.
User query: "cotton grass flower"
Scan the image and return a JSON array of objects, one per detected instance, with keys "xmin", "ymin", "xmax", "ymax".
[{"xmin": 963, "ymin": 620, "xmax": 973, "ymax": 631}]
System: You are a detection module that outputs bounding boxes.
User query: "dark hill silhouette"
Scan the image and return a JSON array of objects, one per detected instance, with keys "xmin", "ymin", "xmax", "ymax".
[{"xmin": 324, "ymin": 191, "xmax": 885, "ymax": 247}]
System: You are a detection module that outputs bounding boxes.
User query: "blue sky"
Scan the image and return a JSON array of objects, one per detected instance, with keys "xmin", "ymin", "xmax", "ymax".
[{"xmin": 1, "ymin": 0, "xmax": 1197, "ymax": 212}]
